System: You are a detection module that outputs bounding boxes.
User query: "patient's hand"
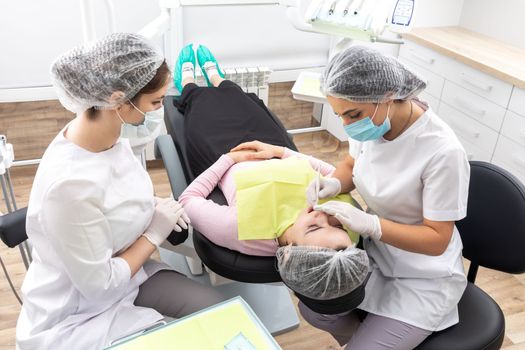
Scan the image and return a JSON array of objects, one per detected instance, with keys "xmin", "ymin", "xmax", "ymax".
[
  {"xmin": 227, "ymin": 150, "xmax": 259, "ymax": 163},
  {"xmin": 230, "ymin": 140, "xmax": 284, "ymax": 160}
]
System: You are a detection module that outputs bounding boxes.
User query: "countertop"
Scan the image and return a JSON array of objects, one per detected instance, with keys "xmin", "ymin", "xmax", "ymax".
[{"xmin": 402, "ymin": 26, "xmax": 525, "ymax": 89}]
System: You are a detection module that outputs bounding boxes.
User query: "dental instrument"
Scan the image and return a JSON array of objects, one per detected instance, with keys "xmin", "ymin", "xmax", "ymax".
[{"xmin": 315, "ymin": 164, "xmax": 321, "ymax": 206}]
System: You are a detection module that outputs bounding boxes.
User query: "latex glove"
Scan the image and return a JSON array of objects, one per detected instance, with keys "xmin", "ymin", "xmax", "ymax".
[
  {"xmin": 167, "ymin": 195, "xmax": 191, "ymax": 230},
  {"xmin": 143, "ymin": 198, "xmax": 190, "ymax": 247},
  {"xmin": 306, "ymin": 177, "xmax": 342, "ymax": 206},
  {"xmin": 314, "ymin": 201, "xmax": 382, "ymax": 241}
]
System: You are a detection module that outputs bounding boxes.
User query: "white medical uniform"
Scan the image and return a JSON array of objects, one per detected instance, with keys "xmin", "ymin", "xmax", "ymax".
[
  {"xmin": 16, "ymin": 127, "xmax": 169, "ymax": 349},
  {"xmin": 352, "ymin": 108, "xmax": 470, "ymax": 331}
]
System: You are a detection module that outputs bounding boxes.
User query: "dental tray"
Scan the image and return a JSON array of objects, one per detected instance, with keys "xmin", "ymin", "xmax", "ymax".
[{"xmin": 291, "ymin": 71, "xmax": 327, "ymax": 104}]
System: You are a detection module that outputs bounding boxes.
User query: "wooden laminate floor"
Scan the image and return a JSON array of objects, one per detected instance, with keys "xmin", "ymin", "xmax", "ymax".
[{"xmin": 1, "ymin": 130, "xmax": 525, "ymax": 349}]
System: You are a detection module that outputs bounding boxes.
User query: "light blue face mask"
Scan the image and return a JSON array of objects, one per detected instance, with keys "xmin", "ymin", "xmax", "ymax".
[
  {"xmin": 116, "ymin": 100, "xmax": 164, "ymax": 139},
  {"xmin": 342, "ymin": 103, "xmax": 391, "ymax": 142}
]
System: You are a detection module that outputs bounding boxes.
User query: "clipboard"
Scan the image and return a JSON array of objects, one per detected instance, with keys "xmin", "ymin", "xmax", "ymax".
[{"xmin": 106, "ymin": 297, "xmax": 281, "ymax": 350}]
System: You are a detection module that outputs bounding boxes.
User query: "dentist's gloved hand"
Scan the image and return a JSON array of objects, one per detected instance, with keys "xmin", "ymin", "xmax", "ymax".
[
  {"xmin": 143, "ymin": 197, "xmax": 191, "ymax": 247},
  {"xmin": 306, "ymin": 177, "xmax": 342, "ymax": 206},
  {"xmin": 314, "ymin": 201, "xmax": 382, "ymax": 241}
]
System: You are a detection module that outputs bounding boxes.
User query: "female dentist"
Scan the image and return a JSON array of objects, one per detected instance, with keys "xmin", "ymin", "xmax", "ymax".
[
  {"xmin": 303, "ymin": 46, "xmax": 470, "ymax": 349},
  {"xmin": 16, "ymin": 33, "xmax": 223, "ymax": 349}
]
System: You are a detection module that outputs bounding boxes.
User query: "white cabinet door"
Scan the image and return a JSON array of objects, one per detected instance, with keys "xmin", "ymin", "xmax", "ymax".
[
  {"xmin": 400, "ymin": 40, "xmax": 513, "ymax": 108},
  {"xmin": 509, "ymin": 87, "xmax": 525, "ymax": 117},
  {"xmin": 492, "ymin": 136, "xmax": 525, "ymax": 185},
  {"xmin": 500, "ymin": 110, "xmax": 525, "ymax": 148},
  {"xmin": 398, "ymin": 41, "xmax": 449, "ymax": 76},
  {"xmin": 441, "ymin": 80, "xmax": 506, "ymax": 132},
  {"xmin": 439, "ymin": 102, "xmax": 499, "ymax": 155},
  {"xmin": 441, "ymin": 58, "xmax": 513, "ymax": 108}
]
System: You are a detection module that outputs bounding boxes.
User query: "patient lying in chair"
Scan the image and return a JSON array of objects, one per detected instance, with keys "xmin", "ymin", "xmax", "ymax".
[
  {"xmin": 179, "ymin": 142, "xmax": 358, "ymax": 256},
  {"xmin": 174, "ymin": 44, "xmax": 368, "ymax": 300}
]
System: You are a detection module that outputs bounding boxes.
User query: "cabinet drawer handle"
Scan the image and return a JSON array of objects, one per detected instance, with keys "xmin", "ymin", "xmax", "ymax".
[
  {"xmin": 454, "ymin": 97, "xmax": 487, "ymax": 117},
  {"xmin": 448, "ymin": 120, "xmax": 481, "ymax": 139},
  {"xmin": 460, "ymin": 73, "xmax": 493, "ymax": 92},
  {"xmin": 513, "ymin": 154, "xmax": 525, "ymax": 168},
  {"xmin": 410, "ymin": 52, "xmax": 435, "ymax": 65}
]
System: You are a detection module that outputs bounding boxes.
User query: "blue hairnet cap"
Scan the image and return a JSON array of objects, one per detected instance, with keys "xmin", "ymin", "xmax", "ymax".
[
  {"xmin": 322, "ymin": 46, "xmax": 426, "ymax": 103},
  {"xmin": 51, "ymin": 33, "xmax": 164, "ymax": 114}
]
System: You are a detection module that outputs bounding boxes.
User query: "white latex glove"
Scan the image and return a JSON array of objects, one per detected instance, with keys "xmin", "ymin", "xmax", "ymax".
[
  {"xmin": 314, "ymin": 201, "xmax": 382, "ymax": 241},
  {"xmin": 306, "ymin": 177, "xmax": 342, "ymax": 206},
  {"xmin": 143, "ymin": 197, "xmax": 191, "ymax": 247}
]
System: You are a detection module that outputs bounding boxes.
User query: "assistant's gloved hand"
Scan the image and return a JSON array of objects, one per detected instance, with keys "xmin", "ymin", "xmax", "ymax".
[
  {"xmin": 306, "ymin": 177, "xmax": 342, "ymax": 206},
  {"xmin": 314, "ymin": 201, "xmax": 382, "ymax": 241},
  {"xmin": 143, "ymin": 197, "xmax": 191, "ymax": 247}
]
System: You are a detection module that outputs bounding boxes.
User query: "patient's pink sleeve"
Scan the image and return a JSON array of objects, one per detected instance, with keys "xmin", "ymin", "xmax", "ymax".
[{"xmin": 178, "ymin": 155, "xmax": 278, "ymax": 256}]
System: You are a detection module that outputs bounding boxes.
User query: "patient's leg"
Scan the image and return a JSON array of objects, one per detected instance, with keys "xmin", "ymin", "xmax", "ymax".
[
  {"xmin": 175, "ymin": 74, "xmax": 295, "ymax": 178},
  {"xmin": 210, "ymin": 73, "xmax": 224, "ymax": 87}
]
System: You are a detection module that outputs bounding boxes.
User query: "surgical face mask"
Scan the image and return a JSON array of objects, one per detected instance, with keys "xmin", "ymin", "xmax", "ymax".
[
  {"xmin": 342, "ymin": 103, "xmax": 391, "ymax": 142},
  {"xmin": 115, "ymin": 100, "xmax": 164, "ymax": 139}
]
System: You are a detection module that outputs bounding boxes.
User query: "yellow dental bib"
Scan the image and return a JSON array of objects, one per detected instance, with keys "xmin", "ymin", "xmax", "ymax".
[{"xmin": 233, "ymin": 157, "xmax": 358, "ymax": 242}]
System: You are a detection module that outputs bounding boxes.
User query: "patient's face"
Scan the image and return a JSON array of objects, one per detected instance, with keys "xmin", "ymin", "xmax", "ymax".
[{"xmin": 286, "ymin": 207, "xmax": 353, "ymax": 249}]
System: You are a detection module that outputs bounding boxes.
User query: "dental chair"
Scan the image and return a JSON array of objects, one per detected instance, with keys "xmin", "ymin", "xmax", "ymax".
[
  {"xmin": 415, "ymin": 161, "xmax": 525, "ymax": 350},
  {"xmin": 155, "ymin": 94, "xmax": 367, "ymax": 334}
]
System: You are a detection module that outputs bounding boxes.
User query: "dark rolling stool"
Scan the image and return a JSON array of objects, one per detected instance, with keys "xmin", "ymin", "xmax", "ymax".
[{"xmin": 416, "ymin": 161, "xmax": 525, "ymax": 350}]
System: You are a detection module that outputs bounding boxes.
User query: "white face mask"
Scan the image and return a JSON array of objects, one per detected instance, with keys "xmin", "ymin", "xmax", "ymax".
[{"xmin": 115, "ymin": 100, "xmax": 164, "ymax": 139}]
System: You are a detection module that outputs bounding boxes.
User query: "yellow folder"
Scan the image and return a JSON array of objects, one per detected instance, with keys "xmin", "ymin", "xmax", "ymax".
[{"xmin": 107, "ymin": 297, "xmax": 281, "ymax": 350}]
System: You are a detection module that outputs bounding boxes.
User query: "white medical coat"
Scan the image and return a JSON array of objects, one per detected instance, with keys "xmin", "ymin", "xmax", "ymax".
[
  {"xmin": 16, "ymin": 129, "xmax": 169, "ymax": 349},
  {"xmin": 352, "ymin": 108, "xmax": 470, "ymax": 331}
]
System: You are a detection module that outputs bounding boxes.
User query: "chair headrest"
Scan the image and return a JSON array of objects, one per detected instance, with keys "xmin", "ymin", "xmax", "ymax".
[{"xmin": 293, "ymin": 283, "xmax": 366, "ymax": 315}]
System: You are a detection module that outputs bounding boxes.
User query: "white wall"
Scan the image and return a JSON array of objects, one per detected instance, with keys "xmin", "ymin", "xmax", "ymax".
[
  {"xmin": 0, "ymin": 0, "xmax": 469, "ymax": 100},
  {"xmin": 0, "ymin": 0, "xmax": 160, "ymax": 90},
  {"xmin": 0, "ymin": 0, "xmax": 331, "ymax": 100},
  {"xmin": 181, "ymin": 4, "xmax": 331, "ymax": 71},
  {"xmin": 353, "ymin": 0, "xmax": 464, "ymax": 58},
  {"xmin": 412, "ymin": 0, "xmax": 464, "ymax": 28},
  {"xmin": 460, "ymin": 0, "xmax": 525, "ymax": 49}
]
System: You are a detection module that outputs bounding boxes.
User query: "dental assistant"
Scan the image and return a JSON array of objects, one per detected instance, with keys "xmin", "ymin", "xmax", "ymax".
[
  {"xmin": 304, "ymin": 46, "xmax": 470, "ymax": 349},
  {"xmin": 16, "ymin": 33, "xmax": 223, "ymax": 350}
]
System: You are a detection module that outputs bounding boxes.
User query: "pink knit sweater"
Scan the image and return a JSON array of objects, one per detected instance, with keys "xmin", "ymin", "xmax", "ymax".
[{"xmin": 178, "ymin": 148, "xmax": 336, "ymax": 256}]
